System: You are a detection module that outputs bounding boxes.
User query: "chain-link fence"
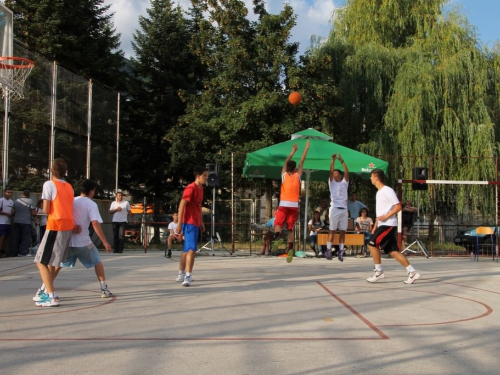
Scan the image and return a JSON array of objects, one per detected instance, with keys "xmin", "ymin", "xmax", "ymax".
[{"xmin": 1, "ymin": 44, "xmax": 119, "ymax": 196}]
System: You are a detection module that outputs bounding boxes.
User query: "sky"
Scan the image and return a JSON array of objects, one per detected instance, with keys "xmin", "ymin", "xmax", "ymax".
[{"xmin": 103, "ymin": 0, "xmax": 500, "ymax": 59}]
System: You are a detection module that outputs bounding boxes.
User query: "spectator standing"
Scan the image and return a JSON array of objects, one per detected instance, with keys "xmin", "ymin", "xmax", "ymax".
[
  {"xmin": 0, "ymin": 187, "xmax": 15, "ymax": 258},
  {"xmin": 347, "ymin": 192, "xmax": 367, "ymax": 221},
  {"xmin": 109, "ymin": 189, "xmax": 131, "ymax": 253},
  {"xmin": 11, "ymin": 189, "xmax": 37, "ymax": 257}
]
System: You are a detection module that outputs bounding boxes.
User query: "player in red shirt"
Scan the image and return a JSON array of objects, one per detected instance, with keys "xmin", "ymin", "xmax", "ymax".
[{"xmin": 174, "ymin": 166, "xmax": 208, "ymax": 286}]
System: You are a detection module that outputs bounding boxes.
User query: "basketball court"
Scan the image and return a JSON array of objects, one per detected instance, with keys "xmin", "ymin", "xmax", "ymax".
[{"xmin": 1, "ymin": 253, "xmax": 499, "ymax": 374}]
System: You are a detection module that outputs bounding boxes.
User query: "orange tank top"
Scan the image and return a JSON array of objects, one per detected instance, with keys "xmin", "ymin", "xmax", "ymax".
[
  {"xmin": 47, "ymin": 179, "xmax": 75, "ymax": 231},
  {"xmin": 280, "ymin": 173, "xmax": 300, "ymax": 203}
]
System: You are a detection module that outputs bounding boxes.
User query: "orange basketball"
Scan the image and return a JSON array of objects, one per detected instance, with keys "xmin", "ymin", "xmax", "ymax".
[{"xmin": 289, "ymin": 91, "xmax": 302, "ymax": 106}]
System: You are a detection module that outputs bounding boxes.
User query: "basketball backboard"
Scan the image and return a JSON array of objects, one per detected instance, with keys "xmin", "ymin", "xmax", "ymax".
[{"xmin": 0, "ymin": 2, "xmax": 13, "ymax": 58}]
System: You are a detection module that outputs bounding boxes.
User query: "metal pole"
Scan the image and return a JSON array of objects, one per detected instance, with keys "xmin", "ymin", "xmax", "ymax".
[
  {"xmin": 302, "ymin": 170, "xmax": 311, "ymax": 252},
  {"xmin": 49, "ymin": 61, "xmax": 57, "ymax": 178},
  {"xmin": 2, "ymin": 94, "xmax": 9, "ymax": 189},
  {"xmin": 86, "ymin": 79, "xmax": 92, "ymax": 178},
  {"xmin": 211, "ymin": 186, "xmax": 216, "ymax": 253},
  {"xmin": 231, "ymin": 153, "xmax": 234, "ymax": 253},
  {"xmin": 115, "ymin": 92, "xmax": 120, "ymax": 192}
]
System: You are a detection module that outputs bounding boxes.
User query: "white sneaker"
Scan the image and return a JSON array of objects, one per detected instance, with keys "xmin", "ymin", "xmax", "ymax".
[
  {"xmin": 33, "ymin": 290, "xmax": 47, "ymax": 302},
  {"xmin": 182, "ymin": 275, "xmax": 192, "ymax": 287},
  {"xmin": 404, "ymin": 272, "xmax": 421, "ymax": 284},
  {"xmin": 367, "ymin": 271, "xmax": 385, "ymax": 283},
  {"xmin": 176, "ymin": 273, "xmax": 185, "ymax": 282},
  {"xmin": 101, "ymin": 288, "xmax": 114, "ymax": 298}
]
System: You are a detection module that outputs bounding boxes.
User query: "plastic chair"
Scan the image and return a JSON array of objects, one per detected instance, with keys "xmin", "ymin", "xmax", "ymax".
[{"xmin": 474, "ymin": 227, "xmax": 495, "ymax": 261}]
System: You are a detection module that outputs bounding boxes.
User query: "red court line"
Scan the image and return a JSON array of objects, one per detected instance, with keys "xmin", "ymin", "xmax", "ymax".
[
  {"xmin": 317, "ymin": 281, "xmax": 389, "ymax": 339},
  {"xmin": 378, "ymin": 288, "xmax": 493, "ymax": 328}
]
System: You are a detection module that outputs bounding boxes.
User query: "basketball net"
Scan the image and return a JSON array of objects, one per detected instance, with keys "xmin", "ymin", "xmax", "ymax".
[{"xmin": 0, "ymin": 57, "xmax": 35, "ymax": 100}]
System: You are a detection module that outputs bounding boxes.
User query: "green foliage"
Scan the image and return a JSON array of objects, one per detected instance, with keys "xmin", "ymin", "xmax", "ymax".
[
  {"xmin": 6, "ymin": 0, "xmax": 124, "ymax": 87},
  {"xmin": 175, "ymin": 0, "xmax": 302, "ymax": 187},
  {"xmin": 307, "ymin": 0, "xmax": 500, "ymax": 216},
  {"xmin": 121, "ymin": 0, "xmax": 201, "ymax": 208}
]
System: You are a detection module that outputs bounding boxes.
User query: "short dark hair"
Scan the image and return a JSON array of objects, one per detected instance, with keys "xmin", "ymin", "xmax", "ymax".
[
  {"xmin": 80, "ymin": 179, "xmax": 97, "ymax": 195},
  {"xmin": 371, "ymin": 168, "xmax": 385, "ymax": 181},
  {"xmin": 51, "ymin": 158, "xmax": 67, "ymax": 178},
  {"xmin": 286, "ymin": 160, "xmax": 297, "ymax": 173},
  {"xmin": 334, "ymin": 169, "xmax": 344, "ymax": 176},
  {"xmin": 194, "ymin": 165, "xmax": 208, "ymax": 177}
]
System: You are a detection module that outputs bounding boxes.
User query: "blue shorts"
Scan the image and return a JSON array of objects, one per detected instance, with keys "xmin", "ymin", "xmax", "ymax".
[
  {"xmin": 61, "ymin": 244, "xmax": 101, "ymax": 269},
  {"xmin": 0, "ymin": 224, "xmax": 10, "ymax": 237},
  {"xmin": 182, "ymin": 223, "xmax": 199, "ymax": 253}
]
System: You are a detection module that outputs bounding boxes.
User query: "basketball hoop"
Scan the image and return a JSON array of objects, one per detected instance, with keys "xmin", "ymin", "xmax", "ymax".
[{"xmin": 0, "ymin": 56, "xmax": 35, "ymax": 100}]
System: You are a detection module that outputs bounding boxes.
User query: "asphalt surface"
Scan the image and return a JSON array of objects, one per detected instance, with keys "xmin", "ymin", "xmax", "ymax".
[{"xmin": 1, "ymin": 251, "xmax": 499, "ymax": 375}]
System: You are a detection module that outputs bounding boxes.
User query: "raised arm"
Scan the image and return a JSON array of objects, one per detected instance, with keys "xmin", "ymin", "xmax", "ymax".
[
  {"xmin": 329, "ymin": 154, "xmax": 337, "ymax": 181},
  {"xmin": 297, "ymin": 140, "xmax": 310, "ymax": 177},
  {"xmin": 282, "ymin": 143, "xmax": 298, "ymax": 175},
  {"xmin": 337, "ymin": 154, "xmax": 349, "ymax": 182}
]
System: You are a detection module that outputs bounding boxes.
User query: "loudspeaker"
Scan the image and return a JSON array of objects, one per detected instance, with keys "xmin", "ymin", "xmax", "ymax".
[
  {"xmin": 207, "ymin": 163, "xmax": 220, "ymax": 187},
  {"xmin": 412, "ymin": 167, "xmax": 428, "ymax": 191}
]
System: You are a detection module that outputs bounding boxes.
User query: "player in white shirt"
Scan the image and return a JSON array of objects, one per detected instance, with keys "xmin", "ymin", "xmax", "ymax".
[{"xmin": 366, "ymin": 169, "xmax": 421, "ymax": 284}]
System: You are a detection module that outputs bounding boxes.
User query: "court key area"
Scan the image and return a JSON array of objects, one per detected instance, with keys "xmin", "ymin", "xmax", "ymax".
[{"xmin": 1, "ymin": 253, "xmax": 499, "ymax": 374}]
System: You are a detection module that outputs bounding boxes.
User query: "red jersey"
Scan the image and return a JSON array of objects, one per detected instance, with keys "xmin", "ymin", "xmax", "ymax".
[{"xmin": 182, "ymin": 182, "xmax": 204, "ymax": 227}]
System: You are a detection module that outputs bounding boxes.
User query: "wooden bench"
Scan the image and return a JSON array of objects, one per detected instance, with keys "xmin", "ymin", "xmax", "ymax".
[{"xmin": 318, "ymin": 232, "xmax": 365, "ymax": 246}]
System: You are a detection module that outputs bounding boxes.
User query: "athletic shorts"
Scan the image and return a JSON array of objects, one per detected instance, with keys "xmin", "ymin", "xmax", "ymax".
[
  {"xmin": 61, "ymin": 244, "xmax": 101, "ymax": 269},
  {"xmin": 182, "ymin": 223, "xmax": 199, "ymax": 252},
  {"xmin": 368, "ymin": 225, "xmax": 399, "ymax": 254},
  {"xmin": 34, "ymin": 229, "xmax": 72, "ymax": 266},
  {"xmin": 0, "ymin": 224, "xmax": 10, "ymax": 237},
  {"xmin": 329, "ymin": 207, "xmax": 348, "ymax": 231},
  {"xmin": 274, "ymin": 206, "xmax": 299, "ymax": 230}
]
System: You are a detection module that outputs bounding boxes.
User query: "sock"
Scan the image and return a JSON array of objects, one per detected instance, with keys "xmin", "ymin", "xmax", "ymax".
[
  {"xmin": 186, "ymin": 272, "xmax": 192, "ymax": 277},
  {"xmin": 375, "ymin": 264, "xmax": 382, "ymax": 272},
  {"xmin": 48, "ymin": 292, "xmax": 55, "ymax": 298},
  {"xmin": 274, "ymin": 232, "xmax": 281, "ymax": 240},
  {"xmin": 39, "ymin": 283, "xmax": 46, "ymax": 292},
  {"xmin": 327, "ymin": 242, "xmax": 332, "ymax": 250},
  {"xmin": 406, "ymin": 265, "xmax": 416, "ymax": 274},
  {"xmin": 339, "ymin": 243, "xmax": 344, "ymax": 251},
  {"xmin": 100, "ymin": 281, "xmax": 107, "ymax": 289},
  {"xmin": 179, "ymin": 270, "xmax": 185, "ymax": 275}
]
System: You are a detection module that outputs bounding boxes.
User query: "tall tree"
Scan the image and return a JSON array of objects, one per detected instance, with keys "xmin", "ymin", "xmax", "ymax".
[
  {"xmin": 172, "ymin": 0, "xmax": 302, "ymax": 189},
  {"xmin": 6, "ymin": 0, "xmax": 123, "ymax": 86},
  {"xmin": 121, "ymin": 0, "xmax": 201, "ymax": 210},
  {"xmin": 311, "ymin": 0, "xmax": 500, "ymax": 217}
]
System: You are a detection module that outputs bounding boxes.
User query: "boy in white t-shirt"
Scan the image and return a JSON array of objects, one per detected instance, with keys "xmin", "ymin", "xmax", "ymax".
[
  {"xmin": 366, "ymin": 169, "xmax": 421, "ymax": 284},
  {"xmin": 165, "ymin": 213, "xmax": 182, "ymax": 258}
]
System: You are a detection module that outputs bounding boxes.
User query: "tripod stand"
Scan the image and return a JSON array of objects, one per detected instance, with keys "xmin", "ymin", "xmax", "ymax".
[
  {"xmin": 401, "ymin": 193, "xmax": 430, "ymax": 258},
  {"xmin": 197, "ymin": 187, "xmax": 231, "ymax": 256}
]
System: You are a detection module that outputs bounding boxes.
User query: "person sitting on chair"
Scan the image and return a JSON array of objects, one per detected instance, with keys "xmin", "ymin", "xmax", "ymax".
[
  {"xmin": 166, "ymin": 213, "xmax": 183, "ymax": 258},
  {"xmin": 260, "ymin": 209, "xmax": 277, "ymax": 256},
  {"xmin": 355, "ymin": 207, "xmax": 373, "ymax": 257},
  {"xmin": 308, "ymin": 211, "xmax": 325, "ymax": 257}
]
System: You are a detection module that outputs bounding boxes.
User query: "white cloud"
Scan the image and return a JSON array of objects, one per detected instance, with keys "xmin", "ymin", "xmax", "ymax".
[{"xmin": 104, "ymin": 0, "xmax": 339, "ymax": 57}]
